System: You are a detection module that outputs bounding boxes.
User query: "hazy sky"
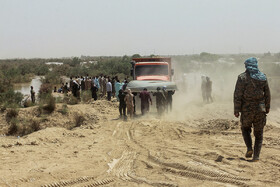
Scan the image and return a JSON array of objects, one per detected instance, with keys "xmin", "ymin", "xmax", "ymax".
[{"xmin": 1, "ymin": 0, "xmax": 280, "ymax": 58}]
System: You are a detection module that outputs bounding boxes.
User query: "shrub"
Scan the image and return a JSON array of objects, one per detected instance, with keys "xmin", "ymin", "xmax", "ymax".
[
  {"xmin": 34, "ymin": 105, "xmax": 43, "ymax": 117},
  {"xmin": 0, "ymin": 105, "xmax": 6, "ymax": 113},
  {"xmin": 29, "ymin": 119, "xmax": 40, "ymax": 132},
  {"xmin": 7, "ymin": 118, "xmax": 40, "ymax": 136},
  {"xmin": 7, "ymin": 118, "xmax": 19, "ymax": 135},
  {"xmin": 70, "ymin": 113, "xmax": 85, "ymax": 129},
  {"xmin": 39, "ymin": 83, "xmax": 52, "ymax": 99},
  {"xmin": 81, "ymin": 90, "xmax": 92, "ymax": 103},
  {"xmin": 0, "ymin": 89, "xmax": 23, "ymax": 107},
  {"xmin": 42, "ymin": 94, "xmax": 56, "ymax": 113},
  {"xmin": 58, "ymin": 104, "xmax": 68, "ymax": 115},
  {"xmin": 42, "ymin": 71, "xmax": 61, "ymax": 84},
  {"xmin": 55, "ymin": 96, "xmax": 63, "ymax": 103},
  {"xmin": 63, "ymin": 95, "xmax": 79, "ymax": 105},
  {"xmin": 23, "ymin": 99, "xmax": 34, "ymax": 108},
  {"xmin": 5, "ymin": 108, "xmax": 19, "ymax": 123}
]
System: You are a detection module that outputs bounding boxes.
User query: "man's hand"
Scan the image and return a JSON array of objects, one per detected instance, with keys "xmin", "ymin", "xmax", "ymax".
[
  {"xmin": 234, "ymin": 112, "xmax": 240, "ymax": 118},
  {"xmin": 266, "ymin": 108, "xmax": 270, "ymax": 114}
]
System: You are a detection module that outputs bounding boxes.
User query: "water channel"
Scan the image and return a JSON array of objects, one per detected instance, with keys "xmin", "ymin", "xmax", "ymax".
[
  {"xmin": 14, "ymin": 76, "xmax": 70, "ymax": 96},
  {"xmin": 14, "ymin": 76, "xmax": 43, "ymax": 95}
]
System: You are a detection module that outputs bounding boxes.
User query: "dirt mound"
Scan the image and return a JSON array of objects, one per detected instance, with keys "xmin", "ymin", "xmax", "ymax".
[{"xmin": 199, "ymin": 119, "xmax": 239, "ymax": 131}]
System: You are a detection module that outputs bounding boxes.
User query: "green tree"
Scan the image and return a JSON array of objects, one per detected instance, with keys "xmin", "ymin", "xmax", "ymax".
[{"xmin": 132, "ymin": 54, "xmax": 141, "ymax": 58}]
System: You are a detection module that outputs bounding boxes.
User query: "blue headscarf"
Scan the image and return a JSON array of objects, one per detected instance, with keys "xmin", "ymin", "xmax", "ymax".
[{"xmin": 244, "ymin": 57, "xmax": 267, "ymax": 81}]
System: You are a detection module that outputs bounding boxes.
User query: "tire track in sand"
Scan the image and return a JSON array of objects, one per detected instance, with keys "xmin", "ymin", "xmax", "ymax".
[
  {"xmin": 41, "ymin": 176, "xmax": 114, "ymax": 187},
  {"xmin": 108, "ymin": 121, "xmax": 178, "ymax": 186},
  {"xmin": 126, "ymin": 121, "xmax": 251, "ymax": 186},
  {"xmin": 148, "ymin": 154, "xmax": 250, "ymax": 186}
]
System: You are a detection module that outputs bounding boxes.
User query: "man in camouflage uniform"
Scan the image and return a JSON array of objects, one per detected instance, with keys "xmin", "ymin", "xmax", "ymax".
[
  {"xmin": 153, "ymin": 87, "xmax": 166, "ymax": 116},
  {"xmin": 234, "ymin": 57, "xmax": 270, "ymax": 162}
]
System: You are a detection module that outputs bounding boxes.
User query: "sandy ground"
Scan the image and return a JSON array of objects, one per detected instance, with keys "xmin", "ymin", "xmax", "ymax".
[{"xmin": 0, "ymin": 94, "xmax": 280, "ymax": 187}]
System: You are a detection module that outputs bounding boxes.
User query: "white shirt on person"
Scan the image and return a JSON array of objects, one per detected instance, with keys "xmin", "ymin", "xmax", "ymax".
[{"xmin": 106, "ymin": 82, "xmax": 112, "ymax": 92}]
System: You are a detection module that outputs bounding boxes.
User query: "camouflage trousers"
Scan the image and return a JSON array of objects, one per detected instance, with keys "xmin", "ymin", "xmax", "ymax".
[
  {"xmin": 240, "ymin": 111, "xmax": 266, "ymax": 133},
  {"xmin": 241, "ymin": 110, "xmax": 266, "ymax": 159}
]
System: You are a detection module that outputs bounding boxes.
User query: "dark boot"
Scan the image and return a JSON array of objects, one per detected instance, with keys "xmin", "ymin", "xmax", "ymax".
[
  {"xmin": 242, "ymin": 128, "xmax": 253, "ymax": 158},
  {"xmin": 253, "ymin": 130, "xmax": 263, "ymax": 162}
]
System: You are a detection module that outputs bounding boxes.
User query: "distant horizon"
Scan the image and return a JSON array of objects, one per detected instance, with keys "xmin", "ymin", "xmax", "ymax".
[{"xmin": 0, "ymin": 51, "xmax": 278, "ymax": 60}]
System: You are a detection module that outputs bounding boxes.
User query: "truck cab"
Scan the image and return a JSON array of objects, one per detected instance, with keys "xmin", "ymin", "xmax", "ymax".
[
  {"xmin": 128, "ymin": 57, "xmax": 177, "ymax": 93},
  {"xmin": 131, "ymin": 57, "xmax": 173, "ymax": 81}
]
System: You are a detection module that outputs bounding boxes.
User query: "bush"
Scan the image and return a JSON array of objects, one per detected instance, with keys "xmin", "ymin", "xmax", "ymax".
[
  {"xmin": 55, "ymin": 96, "xmax": 63, "ymax": 103},
  {"xmin": 70, "ymin": 113, "xmax": 85, "ymax": 129},
  {"xmin": 0, "ymin": 105, "xmax": 6, "ymax": 113},
  {"xmin": 58, "ymin": 104, "xmax": 68, "ymax": 115},
  {"xmin": 7, "ymin": 118, "xmax": 40, "ymax": 136},
  {"xmin": 7, "ymin": 118, "xmax": 19, "ymax": 135},
  {"xmin": 34, "ymin": 105, "xmax": 43, "ymax": 117},
  {"xmin": 0, "ymin": 89, "xmax": 23, "ymax": 107},
  {"xmin": 6, "ymin": 108, "xmax": 19, "ymax": 123},
  {"xmin": 39, "ymin": 83, "xmax": 52, "ymax": 99},
  {"xmin": 81, "ymin": 91, "xmax": 92, "ymax": 103},
  {"xmin": 42, "ymin": 71, "xmax": 61, "ymax": 84},
  {"xmin": 29, "ymin": 119, "xmax": 40, "ymax": 132},
  {"xmin": 42, "ymin": 94, "xmax": 56, "ymax": 113},
  {"xmin": 23, "ymin": 99, "xmax": 34, "ymax": 108},
  {"xmin": 63, "ymin": 95, "xmax": 79, "ymax": 105}
]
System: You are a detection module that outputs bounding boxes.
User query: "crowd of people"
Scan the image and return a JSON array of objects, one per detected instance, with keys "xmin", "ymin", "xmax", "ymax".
[
  {"xmin": 118, "ymin": 86, "xmax": 175, "ymax": 119},
  {"xmin": 55, "ymin": 75, "xmax": 129, "ymax": 102},
  {"xmin": 53, "ymin": 74, "xmax": 175, "ymax": 119}
]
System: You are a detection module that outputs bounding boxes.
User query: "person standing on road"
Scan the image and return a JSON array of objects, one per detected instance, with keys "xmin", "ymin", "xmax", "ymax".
[
  {"xmin": 69, "ymin": 77, "xmax": 73, "ymax": 91},
  {"xmin": 99, "ymin": 75, "xmax": 103, "ymax": 96},
  {"xmin": 81, "ymin": 78, "xmax": 85, "ymax": 91},
  {"xmin": 122, "ymin": 80, "xmax": 128, "ymax": 91},
  {"xmin": 139, "ymin": 88, "xmax": 152, "ymax": 115},
  {"xmin": 153, "ymin": 87, "xmax": 166, "ymax": 116},
  {"xmin": 115, "ymin": 79, "xmax": 122, "ymax": 101},
  {"xmin": 206, "ymin": 77, "xmax": 213, "ymax": 103},
  {"xmin": 76, "ymin": 79, "xmax": 81, "ymax": 99},
  {"xmin": 132, "ymin": 92, "xmax": 137, "ymax": 114},
  {"xmin": 201, "ymin": 75, "xmax": 207, "ymax": 103},
  {"xmin": 234, "ymin": 57, "xmax": 271, "ymax": 162},
  {"xmin": 91, "ymin": 83, "xmax": 98, "ymax": 101},
  {"xmin": 86, "ymin": 77, "xmax": 91, "ymax": 91},
  {"xmin": 94, "ymin": 76, "xmax": 100, "ymax": 90},
  {"xmin": 72, "ymin": 79, "xmax": 79, "ymax": 98},
  {"xmin": 103, "ymin": 76, "xmax": 108, "ymax": 97},
  {"xmin": 125, "ymin": 89, "xmax": 134, "ymax": 118},
  {"xmin": 118, "ymin": 90, "xmax": 126, "ymax": 118},
  {"xmin": 112, "ymin": 77, "xmax": 116, "ymax": 98},
  {"xmin": 106, "ymin": 79, "xmax": 112, "ymax": 101},
  {"xmin": 167, "ymin": 90, "xmax": 175, "ymax": 112},
  {"xmin": 30, "ymin": 86, "xmax": 35, "ymax": 103}
]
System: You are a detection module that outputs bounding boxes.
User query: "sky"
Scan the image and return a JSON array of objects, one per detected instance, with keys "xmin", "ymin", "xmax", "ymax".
[{"xmin": 0, "ymin": 0, "xmax": 280, "ymax": 59}]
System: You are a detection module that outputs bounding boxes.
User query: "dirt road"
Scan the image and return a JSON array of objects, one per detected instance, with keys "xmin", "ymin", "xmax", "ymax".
[{"xmin": 0, "ymin": 98, "xmax": 280, "ymax": 187}]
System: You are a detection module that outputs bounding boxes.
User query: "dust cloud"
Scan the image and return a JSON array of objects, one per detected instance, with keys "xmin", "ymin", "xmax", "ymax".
[{"xmin": 167, "ymin": 58, "xmax": 280, "ymax": 123}]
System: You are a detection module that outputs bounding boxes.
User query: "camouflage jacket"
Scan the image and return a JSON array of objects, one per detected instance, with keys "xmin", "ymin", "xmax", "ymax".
[
  {"xmin": 234, "ymin": 71, "xmax": 270, "ymax": 113},
  {"xmin": 153, "ymin": 92, "xmax": 166, "ymax": 107}
]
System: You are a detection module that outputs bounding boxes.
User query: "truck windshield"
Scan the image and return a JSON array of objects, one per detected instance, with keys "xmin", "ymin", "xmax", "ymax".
[{"xmin": 135, "ymin": 65, "xmax": 168, "ymax": 76}]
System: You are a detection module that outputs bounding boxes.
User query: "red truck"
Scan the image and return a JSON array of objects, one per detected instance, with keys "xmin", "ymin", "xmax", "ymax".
[{"xmin": 127, "ymin": 57, "xmax": 177, "ymax": 92}]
